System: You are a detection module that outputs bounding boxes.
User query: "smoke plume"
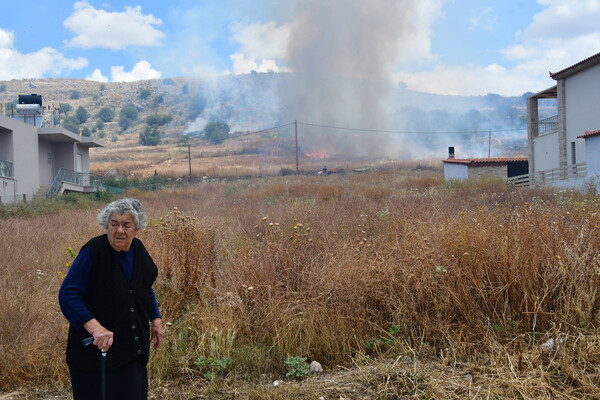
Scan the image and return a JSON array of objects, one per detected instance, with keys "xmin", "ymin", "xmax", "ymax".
[{"xmin": 281, "ymin": 0, "xmax": 419, "ymax": 158}]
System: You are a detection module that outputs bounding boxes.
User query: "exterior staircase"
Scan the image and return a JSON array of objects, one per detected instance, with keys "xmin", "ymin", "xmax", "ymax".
[{"xmin": 33, "ymin": 184, "xmax": 50, "ymax": 201}]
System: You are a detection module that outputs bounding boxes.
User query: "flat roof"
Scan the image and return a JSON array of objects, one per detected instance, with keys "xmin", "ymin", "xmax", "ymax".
[{"xmin": 38, "ymin": 127, "xmax": 103, "ymax": 147}]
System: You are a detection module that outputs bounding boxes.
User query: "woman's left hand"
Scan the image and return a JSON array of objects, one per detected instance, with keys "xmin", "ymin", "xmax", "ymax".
[{"xmin": 150, "ymin": 318, "xmax": 164, "ymax": 349}]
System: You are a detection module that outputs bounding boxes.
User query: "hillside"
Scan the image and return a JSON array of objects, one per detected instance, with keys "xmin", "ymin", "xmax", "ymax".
[{"xmin": 0, "ymin": 73, "xmax": 551, "ymax": 160}]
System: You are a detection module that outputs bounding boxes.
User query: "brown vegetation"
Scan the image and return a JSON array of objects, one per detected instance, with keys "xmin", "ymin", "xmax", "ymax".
[{"xmin": 1, "ymin": 170, "xmax": 600, "ymax": 399}]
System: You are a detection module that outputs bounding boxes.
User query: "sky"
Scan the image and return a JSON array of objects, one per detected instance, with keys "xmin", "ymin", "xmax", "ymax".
[{"xmin": 0, "ymin": 0, "xmax": 599, "ymax": 96}]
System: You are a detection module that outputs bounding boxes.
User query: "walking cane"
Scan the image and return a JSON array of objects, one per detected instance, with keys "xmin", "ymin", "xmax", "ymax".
[{"xmin": 83, "ymin": 337, "xmax": 107, "ymax": 400}]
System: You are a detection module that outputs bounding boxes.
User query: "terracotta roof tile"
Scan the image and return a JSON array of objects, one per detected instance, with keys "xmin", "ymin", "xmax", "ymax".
[
  {"xmin": 577, "ymin": 129, "xmax": 600, "ymax": 139},
  {"xmin": 443, "ymin": 157, "xmax": 528, "ymax": 165}
]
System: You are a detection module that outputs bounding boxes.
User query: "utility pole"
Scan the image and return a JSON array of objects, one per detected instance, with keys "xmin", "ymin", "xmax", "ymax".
[
  {"xmin": 188, "ymin": 144, "xmax": 192, "ymax": 182},
  {"xmin": 295, "ymin": 120, "xmax": 298, "ymax": 173}
]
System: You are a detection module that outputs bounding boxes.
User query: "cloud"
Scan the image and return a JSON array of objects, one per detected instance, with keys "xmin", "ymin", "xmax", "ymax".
[
  {"xmin": 226, "ymin": 21, "xmax": 290, "ymax": 75},
  {"xmin": 398, "ymin": 0, "xmax": 600, "ymax": 96},
  {"xmin": 111, "ymin": 60, "xmax": 161, "ymax": 82},
  {"xmin": 395, "ymin": 63, "xmax": 548, "ymax": 96},
  {"xmin": 469, "ymin": 7, "xmax": 497, "ymax": 30},
  {"xmin": 231, "ymin": 21, "xmax": 290, "ymax": 60},
  {"xmin": 229, "ymin": 53, "xmax": 280, "ymax": 74},
  {"xmin": 0, "ymin": 28, "xmax": 87, "ymax": 80},
  {"xmin": 85, "ymin": 69, "xmax": 108, "ymax": 82},
  {"xmin": 63, "ymin": 1, "xmax": 165, "ymax": 50}
]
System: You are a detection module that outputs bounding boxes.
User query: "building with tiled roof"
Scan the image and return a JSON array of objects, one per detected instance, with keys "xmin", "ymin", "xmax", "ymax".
[
  {"xmin": 527, "ymin": 52, "xmax": 600, "ymax": 188},
  {"xmin": 442, "ymin": 147, "xmax": 528, "ymax": 182}
]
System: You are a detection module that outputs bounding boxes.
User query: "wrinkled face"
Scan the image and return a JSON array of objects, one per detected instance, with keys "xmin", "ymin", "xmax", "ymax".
[{"xmin": 107, "ymin": 212, "xmax": 138, "ymax": 252}]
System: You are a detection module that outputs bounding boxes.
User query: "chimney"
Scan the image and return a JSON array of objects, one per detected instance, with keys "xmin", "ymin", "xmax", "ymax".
[{"xmin": 448, "ymin": 146, "xmax": 455, "ymax": 159}]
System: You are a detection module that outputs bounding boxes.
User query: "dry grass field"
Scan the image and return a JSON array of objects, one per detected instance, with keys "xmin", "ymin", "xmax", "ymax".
[{"xmin": 1, "ymin": 164, "xmax": 600, "ymax": 399}]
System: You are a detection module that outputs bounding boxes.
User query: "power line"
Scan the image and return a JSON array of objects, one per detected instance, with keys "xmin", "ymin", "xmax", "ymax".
[
  {"xmin": 234, "ymin": 120, "xmax": 527, "ymax": 137},
  {"xmin": 237, "ymin": 122, "xmax": 296, "ymax": 136},
  {"xmin": 297, "ymin": 121, "xmax": 527, "ymax": 135}
]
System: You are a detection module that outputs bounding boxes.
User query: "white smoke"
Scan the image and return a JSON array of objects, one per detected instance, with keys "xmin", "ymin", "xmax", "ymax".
[{"xmin": 281, "ymin": 0, "xmax": 424, "ymax": 159}]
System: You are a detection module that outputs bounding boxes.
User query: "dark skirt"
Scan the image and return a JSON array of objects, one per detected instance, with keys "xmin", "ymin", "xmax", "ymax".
[{"xmin": 69, "ymin": 356, "xmax": 148, "ymax": 400}]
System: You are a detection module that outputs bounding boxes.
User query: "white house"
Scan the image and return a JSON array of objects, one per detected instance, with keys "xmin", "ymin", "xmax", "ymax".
[
  {"xmin": 443, "ymin": 147, "xmax": 528, "ymax": 182},
  {"xmin": 0, "ymin": 95, "xmax": 103, "ymax": 204},
  {"xmin": 527, "ymin": 52, "xmax": 600, "ymax": 188}
]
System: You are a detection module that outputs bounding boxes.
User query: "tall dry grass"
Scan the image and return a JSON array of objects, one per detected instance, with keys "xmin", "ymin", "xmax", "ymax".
[{"xmin": 1, "ymin": 171, "xmax": 600, "ymax": 398}]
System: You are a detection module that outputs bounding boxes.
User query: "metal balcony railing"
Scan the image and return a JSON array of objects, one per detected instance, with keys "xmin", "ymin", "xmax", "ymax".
[
  {"xmin": 47, "ymin": 168, "xmax": 104, "ymax": 198},
  {"xmin": 535, "ymin": 115, "xmax": 559, "ymax": 136},
  {"xmin": 0, "ymin": 160, "xmax": 13, "ymax": 178}
]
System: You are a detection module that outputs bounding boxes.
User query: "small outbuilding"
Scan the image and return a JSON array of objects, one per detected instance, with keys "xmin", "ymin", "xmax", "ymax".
[{"xmin": 443, "ymin": 147, "xmax": 528, "ymax": 183}]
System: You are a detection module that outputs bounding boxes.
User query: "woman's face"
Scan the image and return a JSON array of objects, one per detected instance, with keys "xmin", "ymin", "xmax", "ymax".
[{"xmin": 107, "ymin": 212, "xmax": 138, "ymax": 252}]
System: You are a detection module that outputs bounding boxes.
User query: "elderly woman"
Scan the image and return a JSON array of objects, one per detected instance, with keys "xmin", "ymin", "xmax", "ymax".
[{"xmin": 59, "ymin": 198, "xmax": 164, "ymax": 400}]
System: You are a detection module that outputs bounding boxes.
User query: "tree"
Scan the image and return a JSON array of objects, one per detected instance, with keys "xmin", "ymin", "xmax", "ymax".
[
  {"xmin": 139, "ymin": 126, "xmax": 161, "ymax": 146},
  {"xmin": 119, "ymin": 103, "xmax": 139, "ymax": 130},
  {"xmin": 145, "ymin": 113, "xmax": 172, "ymax": 127},
  {"xmin": 96, "ymin": 119, "xmax": 105, "ymax": 130},
  {"xmin": 63, "ymin": 115, "xmax": 80, "ymax": 134},
  {"xmin": 0, "ymin": 83, "xmax": 6, "ymax": 93},
  {"xmin": 59, "ymin": 103, "xmax": 72, "ymax": 115},
  {"xmin": 177, "ymin": 134, "xmax": 191, "ymax": 145},
  {"xmin": 70, "ymin": 90, "xmax": 81, "ymax": 100},
  {"xmin": 75, "ymin": 106, "xmax": 89, "ymax": 124},
  {"xmin": 153, "ymin": 95, "xmax": 164, "ymax": 107},
  {"xmin": 81, "ymin": 126, "xmax": 91, "ymax": 137},
  {"xmin": 139, "ymin": 88, "xmax": 151, "ymax": 100},
  {"xmin": 205, "ymin": 121, "xmax": 230, "ymax": 144},
  {"xmin": 97, "ymin": 106, "xmax": 115, "ymax": 122}
]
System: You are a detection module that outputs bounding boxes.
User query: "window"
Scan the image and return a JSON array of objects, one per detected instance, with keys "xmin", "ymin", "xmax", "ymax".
[
  {"xmin": 571, "ymin": 142, "xmax": 576, "ymax": 164},
  {"xmin": 47, "ymin": 152, "xmax": 52, "ymax": 164}
]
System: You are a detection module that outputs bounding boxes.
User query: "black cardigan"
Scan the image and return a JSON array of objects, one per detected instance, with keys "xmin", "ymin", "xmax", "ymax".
[{"xmin": 66, "ymin": 234, "xmax": 158, "ymax": 370}]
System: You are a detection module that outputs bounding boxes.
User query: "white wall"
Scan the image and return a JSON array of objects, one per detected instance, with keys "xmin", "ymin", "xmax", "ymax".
[
  {"xmin": 565, "ymin": 62, "xmax": 600, "ymax": 164},
  {"xmin": 38, "ymin": 140, "xmax": 55, "ymax": 185},
  {"xmin": 444, "ymin": 163, "xmax": 468, "ymax": 180},
  {"xmin": 0, "ymin": 115, "xmax": 40, "ymax": 201},
  {"xmin": 585, "ymin": 135, "xmax": 600, "ymax": 179},
  {"xmin": 533, "ymin": 132, "xmax": 560, "ymax": 171}
]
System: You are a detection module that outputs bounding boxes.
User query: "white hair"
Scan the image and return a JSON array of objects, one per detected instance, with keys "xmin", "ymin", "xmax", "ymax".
[{"xmin": 97, "ymin": 198, "xmax": 148, "ymax": 230}]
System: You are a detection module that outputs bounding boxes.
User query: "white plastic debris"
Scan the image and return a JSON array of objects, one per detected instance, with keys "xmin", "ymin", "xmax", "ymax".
[
  {"xmin": 310, "ymin": 360, "xmax": 323, "ymax": 374},
  {"xmin": 273, "ymin": 380, "xmax": 280, "ymax": 387},
  {"xmin": 540, "ymin": 338, "xmax": 559, "ymax": 352}
]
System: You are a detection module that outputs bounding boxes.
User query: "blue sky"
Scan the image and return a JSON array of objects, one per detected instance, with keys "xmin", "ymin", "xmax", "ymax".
[{"xmin": 0, "ymin": 0, "xmax": 598, "ymax": 96}]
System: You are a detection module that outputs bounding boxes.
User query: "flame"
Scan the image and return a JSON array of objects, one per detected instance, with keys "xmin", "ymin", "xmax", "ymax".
[{"xmin": 306, "ymin": 149, "xmax": 330, "ymax": 159}]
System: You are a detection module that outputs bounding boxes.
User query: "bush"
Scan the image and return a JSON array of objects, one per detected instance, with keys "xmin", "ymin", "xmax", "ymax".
[
  {"xmin": 75, "ymin": 106, "xmax": 89, "ymax": 124},
  {"xmin": 204, "ymin": 120, "xmax": 230, "ymax": 144},
  {"xmin": 153, "ymin": 95, "xmax": 164, "ymax": 107},
  {"xmin": 139, "ymin": 88, "xmax": 152, "ymax": 100},
  {"xmin": 177, "ymin": 134, "xmax": 191, "ymax": 145},
  {"xmin": 285, "ymin": 356, "xmax": 310, "ymax": 379},
  {"xmin": 81, "ymin": 126, "xmax": 91, "ymax": 137},
  {"xmin": 62, "ymin": 115, "xmax": 80, "ymax": 134},
  {"xmin": 119, "ymin": 103, "xmax": 139, "ymax": 130},
  {"xmin": 139, "ymin": 126, "xmax": 161, "ymax": 146},
  {"xmin": 59, "ymin": 103, "xmax": 72, "ymax": 115},
  {"xmin": 70, "ymin": 90, "xmax": 80, "ymax": 100},
  {"xmin": 97, "ymin": 106, "xmax": 115, "ymax": 122},
  {"xmin": 145, "ymin": 114, "xmax": 172, "ymax": 127}
]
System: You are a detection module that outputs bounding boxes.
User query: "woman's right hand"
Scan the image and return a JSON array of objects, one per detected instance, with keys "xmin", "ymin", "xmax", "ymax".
[{"xmin": 83, "ymin": 318, "xmax": 114, "ymax": 352}]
